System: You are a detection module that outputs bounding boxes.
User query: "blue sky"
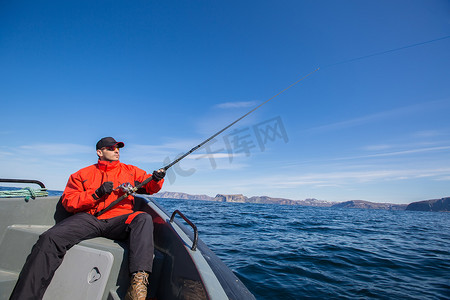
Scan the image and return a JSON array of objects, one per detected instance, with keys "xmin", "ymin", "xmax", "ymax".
[{"xmin": 1, "ymin": 0, "xmax": 449, "ymax": 204}]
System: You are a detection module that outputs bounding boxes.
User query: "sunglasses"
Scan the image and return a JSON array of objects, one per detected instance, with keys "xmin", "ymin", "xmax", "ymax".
[{"xmin": 102, "ymin": 146, "xmax": 119, "ymax": 151}]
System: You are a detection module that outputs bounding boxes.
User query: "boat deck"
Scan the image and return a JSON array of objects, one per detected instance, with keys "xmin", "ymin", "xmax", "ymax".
[{"xmin": 0, "ymin": 194, "xmax": 255, "ymax": 300}]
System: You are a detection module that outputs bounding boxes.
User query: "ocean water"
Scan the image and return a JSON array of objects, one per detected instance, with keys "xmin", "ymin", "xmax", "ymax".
[{"xmin": 157, "ymin": 198, "xmax": 449, "ymax": 300}]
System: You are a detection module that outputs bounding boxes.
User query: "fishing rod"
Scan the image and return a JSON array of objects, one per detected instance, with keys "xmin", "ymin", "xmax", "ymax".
[{"xmin": 95, "ymin": 67, "xmax": 319, "ymax": 217}]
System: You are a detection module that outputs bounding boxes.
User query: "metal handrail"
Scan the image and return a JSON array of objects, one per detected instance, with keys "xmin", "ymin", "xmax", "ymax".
[
  {"xmin": 170, "ymin": 210, "xmax": 198, "ymax": 251},
  {"xmin": 0, "ymin": 178, "xmax": 46, "ymax": 188}
]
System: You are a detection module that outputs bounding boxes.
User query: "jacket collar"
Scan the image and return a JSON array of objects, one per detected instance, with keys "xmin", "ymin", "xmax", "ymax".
[{"xmin": 97, "ymin": 160, "xmax": 120, "ymax": 172}]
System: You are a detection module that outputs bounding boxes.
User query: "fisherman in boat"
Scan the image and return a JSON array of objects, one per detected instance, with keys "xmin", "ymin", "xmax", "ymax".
[{"xmin": 10, "ymin": 137, "xmax": 165, "ymax": 300}]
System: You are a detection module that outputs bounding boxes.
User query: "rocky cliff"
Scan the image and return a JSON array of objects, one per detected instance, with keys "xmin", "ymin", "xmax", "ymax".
[
  {"xmin": 154, "ymin": 191, "xmax": 449, "ymax": 212},
  {"xmin": 332, "ymin": 200, "xmax": 407, "ymax": 210},
  {"xmin": 405, "ymin": 197, "xmax": 450, "ymax": 212},
  {"xmin": 213, "ymin": 194, "xmax": 333, "ymax": 206},
  {"xmin": 154, "ymin": 191, "xmax": 213, "ymax": 201},
  {"xmin": 214, "ymin": 194, "xmax": 247, "ymax": 203},
  {"xmin": 155, "ymin": 191, "xmax": 333, "ymax": 206}
]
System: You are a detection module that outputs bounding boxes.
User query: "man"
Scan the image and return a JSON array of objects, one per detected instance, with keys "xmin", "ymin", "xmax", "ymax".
[{"xmin": 10, "ymin": 137, "xmax": 165, "ymax": 300}]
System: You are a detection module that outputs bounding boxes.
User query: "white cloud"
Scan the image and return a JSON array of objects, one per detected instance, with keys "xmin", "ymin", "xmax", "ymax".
[
  {"xmin": 19, "ymin": 143, "xmax": 92, "ymax": 156},
  {"xmin": 124, "ymin": 139, "xmax": 203, "ymax": 164},
  {"xmin": 0, "ymin": 150, "xmax": 14, "ymax": 157},
  {"xmin": 362, "ymin": 144, "xmax": 392, "ymax": 151},
  {"xmin": 187, "ymin": 153, "xmax": 246, "ymax": 160},
  {"xmin": 338, "ymin": 145, "xmax": 450, "ymax": 160},
  {"xmin": 215, "ymin": 101, "xmax": 258, "ymax": 109},
  {"xmin": 274, "ymin": 167, "xmax": 450, "ymax": 189},
  {"xmin": 412, "ymin": 130, "xmax": 445, "ymax": 138},
  {"xmin": 305, "ymin": 100, "xmax": 449, "ymax": 133},
  {"xmin": 0, "ymin": 143, "xmax": 96, "ymax": 189}
]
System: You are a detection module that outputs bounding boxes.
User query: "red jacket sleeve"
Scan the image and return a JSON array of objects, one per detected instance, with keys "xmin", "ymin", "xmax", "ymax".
[
  {"xmin": 145, "ymin": 177, "xmax": 164, "ymax": 194},
  {"xmin": 133, "ymin": 167, "xmax": 164, "ymax": 194},
  {"xmin": 61, "ymin": 170, "xmax": 99, "ymax": 213}
]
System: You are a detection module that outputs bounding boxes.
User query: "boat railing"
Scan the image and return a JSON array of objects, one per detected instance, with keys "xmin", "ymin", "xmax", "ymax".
[
  {"xmin": 170, "ymin": 209, "xmax": 199, "ymax": 251},
  {"xmin": 0, "ymin": 178, "xmax": 48, "ymax": 201}
]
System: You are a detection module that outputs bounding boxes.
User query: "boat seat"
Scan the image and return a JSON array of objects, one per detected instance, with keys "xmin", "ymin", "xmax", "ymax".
[{"xmin": 0, "ymin": 224, "xmax": 163, "ymax": 300}]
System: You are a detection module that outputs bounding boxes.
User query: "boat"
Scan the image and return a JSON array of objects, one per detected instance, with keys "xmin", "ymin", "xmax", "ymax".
[{"xmin": 0, "ymin": 179, "xmax": 255, "ymax": 299}]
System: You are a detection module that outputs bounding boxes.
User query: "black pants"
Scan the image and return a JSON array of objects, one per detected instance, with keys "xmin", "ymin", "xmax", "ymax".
[{"xmin": 9, "ymin": 212, "xmax": 154, "ymax": 300}]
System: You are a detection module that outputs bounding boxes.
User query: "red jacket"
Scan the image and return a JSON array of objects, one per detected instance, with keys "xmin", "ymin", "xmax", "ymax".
[{"xmin": 62, "ymin": 160, "xmax": 163, "ymax": 220}]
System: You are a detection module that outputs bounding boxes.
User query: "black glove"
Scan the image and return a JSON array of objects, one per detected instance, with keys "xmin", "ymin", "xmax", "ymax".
[
  {"xmin": 152, "ymin": 169, "xmax": 166, "ymax": 182},
  {"xmin": 134, "ymin": 181, "xmax": 148, "ymax": 194},
  {"xmin": 94, "ymin": 181, "xmax": 114, "ymax": 199}
]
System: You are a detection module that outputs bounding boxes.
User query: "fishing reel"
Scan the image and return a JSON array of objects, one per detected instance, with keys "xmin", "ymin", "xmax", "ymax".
[{"xmin": 117, "ymin": 182, "xmax": 137, "ymax": 195}]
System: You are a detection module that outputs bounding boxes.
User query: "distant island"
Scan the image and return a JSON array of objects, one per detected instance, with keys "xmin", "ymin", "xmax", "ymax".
[
  {"xmin": 1, "ymin": 186, "xmax": 447, "ymax": 212},
  {"xmin": 332, "ymin": 200, "xmax": 407, "ymax": 210},
  {"xmin": 154, "ymin": 191, "xmax": 449, "ymax": 212},
  {"xmin": 405, "ymin": 197, "xmax": 450, "ymax": 212},
  {"xmin": 154, "ymin": 191, "xmax": 331, "ymax": 207}
]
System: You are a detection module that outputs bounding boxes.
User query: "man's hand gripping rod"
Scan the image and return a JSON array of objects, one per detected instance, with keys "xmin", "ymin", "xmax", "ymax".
[{"xmin": 94, "ymin": 68, "xmax": 319, "ymax": 217}]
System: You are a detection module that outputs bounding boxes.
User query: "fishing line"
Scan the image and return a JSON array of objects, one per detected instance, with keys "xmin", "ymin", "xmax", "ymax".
[
  {"xmin": 162, "ymin": 67, "xmax": 320, "ymax": 171},
  {"xmin": 95, "ymin": 67, "xmax": 320, "ymax": 217},
  {"xmin": 322, "ymin": 35, "xmax": 450, "ymax": 69},
  {"xmin": 96, "ymin": 35, "xmax": 449, "ymax": 216}
]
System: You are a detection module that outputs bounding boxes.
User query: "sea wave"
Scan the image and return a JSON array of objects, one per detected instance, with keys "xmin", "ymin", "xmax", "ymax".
[{"xmin": 159, "ymin": 198, "xmax": 450, "ymax": 299}]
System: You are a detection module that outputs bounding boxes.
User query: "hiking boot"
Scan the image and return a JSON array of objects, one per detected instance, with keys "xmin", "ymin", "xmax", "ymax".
[{"xmin": 125, "ymin": 271, "xmax": 149, "ymax": 300}]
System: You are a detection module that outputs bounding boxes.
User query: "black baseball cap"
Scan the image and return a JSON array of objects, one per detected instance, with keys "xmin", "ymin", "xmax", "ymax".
[{"xmin": 96, "ymin": 137, "xmax": 125, "ymax": 150}]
